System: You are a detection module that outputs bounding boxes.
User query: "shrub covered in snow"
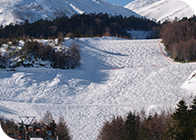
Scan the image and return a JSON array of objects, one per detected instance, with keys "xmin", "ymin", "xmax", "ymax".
[{"xmin": 0, "ymin": 39, "xmax": 80, "ymax": 69}]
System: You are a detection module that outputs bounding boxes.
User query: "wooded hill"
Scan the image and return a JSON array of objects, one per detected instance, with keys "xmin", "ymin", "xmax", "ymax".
[{"xmin": 160, "ymin": 16, "xmax": 196, "ymax": 62}]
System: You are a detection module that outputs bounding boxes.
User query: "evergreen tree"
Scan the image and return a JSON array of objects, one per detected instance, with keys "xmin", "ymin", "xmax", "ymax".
[
  {"xmin": 190, "ymin": 96, "xmax": 196, "ymax": 113},
  {"xmin": 189, "ymin": 96, "xmax": 196, "ymax": 140},
  {"xmin": 173, "ymin": 100, "xmax": 188, "ymax": 125},
  {"xmin": 123, "ymin": 111, "xmax": 137, "ymax": 140},
  {"xmin": 165, "ymin": 100, "xmax": 191, "ymax": 140}
]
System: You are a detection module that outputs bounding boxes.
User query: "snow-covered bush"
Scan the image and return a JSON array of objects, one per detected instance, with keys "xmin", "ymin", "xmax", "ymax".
[
  {"xmin": 51, "ymin": 43, "xmax": 80, "ymax": 69},
  {"xmin": 3, "ymin": 40, "xmax": 81, "ymax": 69}
]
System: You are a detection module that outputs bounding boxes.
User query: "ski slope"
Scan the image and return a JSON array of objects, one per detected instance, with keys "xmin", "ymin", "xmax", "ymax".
[{"xmin": 0, "ymin": 37, "xmax": 196, "ymax": 140}]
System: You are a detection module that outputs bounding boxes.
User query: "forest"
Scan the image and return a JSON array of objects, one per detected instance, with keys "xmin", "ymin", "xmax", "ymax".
[
  {"xmin": 98, "ymin": 97, "xmax": 196, "ymax": 140},
  {"xmin": 0, "ymin": 13, "xmax": 159, "ymax": 40},
  {"xmin": 0, "ymin": 13, "xmax": 160, "ymax": 69},
  {"xmin": 160, "ymin": 16, "xmax": 196, "ymax": 62}
]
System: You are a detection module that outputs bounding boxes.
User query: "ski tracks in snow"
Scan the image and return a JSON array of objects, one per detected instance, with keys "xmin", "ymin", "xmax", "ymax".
[
  {"xmin": 0, "ymin": 38, "xmax": 196, "ymax": 140},
  {"xmin": 111, "ymin": 39, "xmax": 173, "ymax": 70}
]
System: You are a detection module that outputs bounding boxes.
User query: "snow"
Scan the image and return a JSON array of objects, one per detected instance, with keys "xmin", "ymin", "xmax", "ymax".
[
  {"xmin": 125, "ymin": 0, "xmax": 161, "ymax": 10},
  {"xmin": 182, "ymin": 69, "xmax": 196, "ymax": 93},
  {"xmin": 125, "ymin": 0, "xmax": 195, "ymax": 23},
  {"xmin": 30, "ymin": 138, "xmax": 43, "ymax": 140},
  {"xmin": 70, "ymin": 4, "xmax": 85, "ymax": 15},
  {"xmin": 0, "ymin": 0, "xmax": 140, "ymax": 26},
  {"xmin": 0, "ymin": 37, "xmax": 196, "ymax": 140}
]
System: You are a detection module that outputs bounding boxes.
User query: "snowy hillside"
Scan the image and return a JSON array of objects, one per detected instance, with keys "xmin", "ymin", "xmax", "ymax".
[
  {"xmin": 125, "ymin": 0, "xmax": 195, "ymax": 22},
  {"xmin": 0, "ymin": 37, "xmax": 196, "ymax": 140},
  {"xmin": 125, "ymin": 0, "xmax": 161, "ymax": 10},
  {"xmin": 0, "ymin": 0, "xmax": 140, "ymax": 26}
]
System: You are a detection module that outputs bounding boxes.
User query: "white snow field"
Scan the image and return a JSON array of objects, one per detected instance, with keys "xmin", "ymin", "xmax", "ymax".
[
  {"xmin": 125, "ymin": 0, "xmax": 195, "ymax": 23},
  {"xmin": 125, "ymin": 0, "xmax": 162, "ymax": 10},
  {"xmin": 0, "ymin": 37, "xmax": 196, "ymax": 140}
]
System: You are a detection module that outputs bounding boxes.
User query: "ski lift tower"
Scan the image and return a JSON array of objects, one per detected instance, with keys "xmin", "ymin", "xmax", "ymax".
[{"xmin": 19, "ymin": 116, "xmax": 35, "ymax": 140}]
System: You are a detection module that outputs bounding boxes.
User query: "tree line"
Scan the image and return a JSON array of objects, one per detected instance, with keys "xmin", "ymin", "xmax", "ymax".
[
  {"xmin": 160, "ymin": 16, "xmax": 196, "ymax": 62},
  {"xmin": 98, "ymin": 97, "xmax": 196, "ymax": 140},
  {"xmin": 0, "ymin": 13, "xmax": 159, "ymax": 39}
]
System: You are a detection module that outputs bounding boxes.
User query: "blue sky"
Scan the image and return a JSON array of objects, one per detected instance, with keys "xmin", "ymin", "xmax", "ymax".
[{"xmin": 104, "ymin": 0, "xmax": 134, "ymax": 6}]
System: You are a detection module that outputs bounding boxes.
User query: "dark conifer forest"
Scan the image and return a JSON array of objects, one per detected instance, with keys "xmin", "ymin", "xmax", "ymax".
[{"xmin": 0, "ymin": 13, "xmax": 159, "ymax": 39}]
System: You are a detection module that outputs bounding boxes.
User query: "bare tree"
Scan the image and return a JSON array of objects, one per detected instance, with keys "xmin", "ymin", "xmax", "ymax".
[
  {"xmin": 97, "ymin": 116, "xmax": 125, "ymax": 140},
  {"xmin": 57, "ymin": 114, "xmax": 72, "ymax": 140},
  {"xmin": 43, "ymin": 110, "xmax": 54, "ymax": 126}
]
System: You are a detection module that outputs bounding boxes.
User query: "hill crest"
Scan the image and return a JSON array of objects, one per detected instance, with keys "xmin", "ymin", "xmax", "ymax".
[
  {"xmin": 0, "ymin": 0, "xmax": 140, "ymax": 26},
  {"xmin": 125, "ymin": 0, "xmax": 195, "ymax": 22}
]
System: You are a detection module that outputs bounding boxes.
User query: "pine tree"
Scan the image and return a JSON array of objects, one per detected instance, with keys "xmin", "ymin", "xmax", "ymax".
[
  {"xmin": 173, "ymin": 100, "xmax": 188, "ymax": 124},
  {"xmin": 168, "ymin": 100, "xmax": 190, "ymax": 140},
  {"xmin": 190, "ymin": 96, "xmax": 196, "ymax": 113},
  {"xmin": 123, "ymin": 111, "xmax": 137, "ymax": 140},
  {"xmin": 189, "ymin": 96, "xmax": 196, "ymax": 140}
]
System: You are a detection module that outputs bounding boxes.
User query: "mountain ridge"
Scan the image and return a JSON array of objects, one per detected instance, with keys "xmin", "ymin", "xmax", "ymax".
[
  {"xmin": 125, "ymin": 0, "xmax": 195, "ymax": 22},
  {"xmin": 0, "ymin": 0, "xmax": 140, "ymax": 26}
]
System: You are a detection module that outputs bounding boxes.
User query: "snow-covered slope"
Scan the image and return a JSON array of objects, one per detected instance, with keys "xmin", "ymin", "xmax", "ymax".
[
  {"xmin": 0, "ymin": 0, "xmax": 140, "ymax": 26},
  {"xmin": 125, "ymin": 0, "xmax": 161, "ymax": 10},
  {"xmin": 1, "ymin": 37, "xmax": 196, "ymax": 140},
  {"xmin": 125, "ymin": 0, "xmax": 195, "ymax": 22}
]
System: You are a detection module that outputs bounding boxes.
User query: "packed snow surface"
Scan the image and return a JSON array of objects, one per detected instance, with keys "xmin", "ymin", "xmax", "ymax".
[
  {"xmin": 125, "ymin": 0, "xmax": 195, "ymax": 22},
  {"xmin": 0, "ymin": 0, "xmax": 140, "ymax": 26},
  {"xmin": 0, "ymin": 37, "xmax": 196, "ymax": 140}
]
